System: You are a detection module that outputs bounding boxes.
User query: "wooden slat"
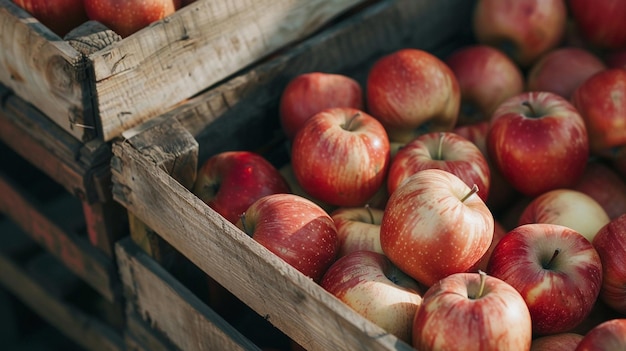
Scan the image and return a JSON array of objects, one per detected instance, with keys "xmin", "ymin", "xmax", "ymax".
[
  {"xmin": 0, "ymin": 171, "xmax": 120, "ymax": 302},
  {"xmin": 116, "ymin": 238, "xmax": 262, "ymax": 351},
  {"xmin": 111, "ymin": 141, "xmax": 409, "ymax": 351},
  {"xmin": 0, "ymin": 248, "xmax": 124, "ymax": 351}
]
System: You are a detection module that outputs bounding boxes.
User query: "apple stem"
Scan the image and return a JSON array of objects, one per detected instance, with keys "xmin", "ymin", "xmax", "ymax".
[
  {"xmin": 437, "ymin": 132, "xmax": 445, "ymax": 160},
  {"xmin": 460, "ymin": 184, "xmax": 479, "ymax": 203},
  {"xmin": 476, "ymin": 270, "xmax": 487, "ymax": 299},
  {"xmin": 544, "ymin": 249, "xmax": 561, "ymax": 269},
  {"xmin": 343, "ymin": 112, "xmax": 361, "ymax": 131},
  {"xmin": 522, "ymin": 101, "xmax": 537, "ymax": 117}
]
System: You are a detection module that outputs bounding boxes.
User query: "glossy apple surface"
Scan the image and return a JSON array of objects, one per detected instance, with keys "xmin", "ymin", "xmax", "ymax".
[
  {"xmin": 573, "ymin": 160, "xmax": 626, "ymax": 220},
  {"xmin": 571, "ymin": 68, "xmax": 626, "ymax": 158},
  {"xmin": 320, "ymin": 250, "xmax": 422, "ymax": 343},
  {"xmin": 574, "ymin": 318, "xmax": 626, "ymax": 351},
  {"xmin": 445, "ymin": 44, "xmax": 524, "ymax": 125},
  {"xmin": 487, "ymin": 91, "xmax": 589, "ymax": 197},
  {"xmin": 366, "ymin": 48, "xmax": 460, "ymax": 143},
  {"xmin": 568, "ymin": 0, "xmax": 626, "ymax": 50},
  {"xmin": 236, "ymin": 193, "xmax": 339, "ymax": 282},
  {"xmin": 330, "ymin": 206, "xmax": 384, "ymax": 257},
  {"xmin": 380, "ymin": 169, "xmax": 494, "ymax": 287},
  {"xmin": 472, "ymin": 0, "xmax": 567, "ymax": 66},
  {"xmin": 291, "ymin": 107, "xmax": 390, "ymax": 207},
  {"xmin": 487, "ymin": 223, "xmax": 603, "ymax": 335},
  {"xmin": 279, "ymin": 72, "xmax": 364, "ymax": 140},
  {"xmin": 387, "ymin": 132, "xmax": 491, "ymax": 202},
  {"xmin": 412, "ymin": 272, "xmax": 532, "ymax": 351},
  {"xmin": 193, "ymin": 151, "xmax": 290, "ymax": 224},
  {"xmin": 592, "ymin": 214, "xmax": 626, "ymax": 314},
  {"xmin": 518, "ymin": 189, "xmax": 610, "ymax": 242}
]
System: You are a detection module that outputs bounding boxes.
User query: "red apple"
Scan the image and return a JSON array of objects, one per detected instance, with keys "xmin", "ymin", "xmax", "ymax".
[
  {"xmin": 330, "ymin": 206, "xmax": 384, "ymax": 257},
  {"xmin": 387, "ymin": 131, "xmax": 491, "ymax": 202},
  {"xmin": 291, "ymin": 107, "xmax": 390, "ymax": 207},
  {"xmin": 568, "ymin": 0, "xmax": 626, "ymax": 50},
  {"xmin": 380, "ymin": 169, "xmax": 494, "ymax": 287},
  {"xmin": 13, "ymin": 0, "xmax": 88, "ymax": 37},
  {"xmin": 592, "ymin": 214, "xmax": 626, "ymax": 314},
  {"xmin": 487, "ymin": 223, "xmax": 603, "ymax": 335},
  {"xmin": 487, "ymin": 91, "xmax": 589, "ymax": 197},
  {"xmin": 453, "ymin": 121, "xmax": 520, "ymax": 210},
  {"xmin": 412, "ymin": 271, "xmax": 532, "ymax": 351},
  {"xmin": 320, "ymin": 250, "xmax": 423, "ymax": 344},
  {"xmin": 518, "ymin": 189, "xmax": 610, "ymax": 242},
  {"xmin": 278, "ymin": 163, "xmax": 337, "ymax": 214},
  {"xmin": 572, "ymin": 160, "xmax": 626, "ymax": 220},
  {"xmin": 445, "ymin": 44, "xmax": 524, "ymax": 125},
  {"xmin": 236, "ymin": 193, "xmax": 339, "ymax": 282},
  {"xmin": 472, "ymin": 0, "xmax": 568, "ymax": 67},
  {"xmin": 571, "ymin": 68, "xmax": 626, "ymax": 158},
  {"xmin": 366, "ymin": 48, "xmax": 460, "ymax": 143},
  {"xmin": 84, "ymin": 0, "xmax": 181, "ymax": 38},
  {"xmin": 527, "ymin": 47, "xmax": 607, "ymax": 99},
  {"xmin": 574, "ymin": 318, "xmax": 626, "ymax": 351},
  {"xmin": 193, "ymin": 151, "xmax": 290, "ymax": 224},
  {"xmin": 279, "ymin": 72, "xmax": 364, "ymax": 140},
  {"xmin": 531, "ymin": 333, "xmax": 584, "ymax": 351}
]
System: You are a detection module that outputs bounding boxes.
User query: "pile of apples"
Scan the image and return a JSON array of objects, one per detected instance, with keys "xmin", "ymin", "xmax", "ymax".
[
  {"xmin": 12, "ymin": 0, "xmax": 195, "ymax": 38},
  {"xmin": 192, "ymin": 0, "xmax": 626, "ymax": 350}
]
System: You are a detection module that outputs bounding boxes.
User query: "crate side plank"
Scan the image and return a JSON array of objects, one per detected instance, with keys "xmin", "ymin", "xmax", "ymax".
[
  {"xmin": 116, "ymin": 238, "xmax": 262, "ymax": 351},
  {"xmin": 0, "ymin": 172, "xmax": 119, "ymax": 302},
  {"xmin": 90, "ymin": 0, "xmax": 367, "ymax": 141},
  {"xmin": 111, "ymin": 142, "xmax": 412, "ymax": 351},
  {"xmin": 0, "ymin": 251, "xmax": 124, "ymax": 351},
  {"xmin": 0, "ymin": 0, "xmax": 87, "ymax": 141}
]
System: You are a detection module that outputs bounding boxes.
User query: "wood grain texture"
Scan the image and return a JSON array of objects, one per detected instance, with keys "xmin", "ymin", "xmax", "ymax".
[
  {"xmin": 117, "ymin": 238, "xmax": 262, "ymax": 351},
  {"xmin": 111, "ymin": 141, "xmax": 410, "ymax": 351}
]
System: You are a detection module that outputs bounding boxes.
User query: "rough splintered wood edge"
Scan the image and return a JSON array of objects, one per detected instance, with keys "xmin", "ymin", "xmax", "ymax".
[
  {"xmin": 116, "ymin": 238, "xmax": 263, "ymax": 351},
  {"xmin": 111, "ymin": 141, "xmax": 412, "ymax": 351},
  {"xmin": 90, "ymin": 0, "xmax": 369, "ymax": 141}
]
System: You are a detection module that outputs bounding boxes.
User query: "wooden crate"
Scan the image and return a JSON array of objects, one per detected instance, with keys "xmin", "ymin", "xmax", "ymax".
[
  {"xmin": 0, "ymin": 0, "xmax": 372, "ymax": 142},
  {"xmin": 0, "ymin": 86, "xmax": 127, "ymax": 304},
  {"xmin": 111, "ymin": 0, "xmax": 476, "ymax": 349},
  {"xmin": 0, "ymin": 218, "xmax": 125, "ymax": 351}
]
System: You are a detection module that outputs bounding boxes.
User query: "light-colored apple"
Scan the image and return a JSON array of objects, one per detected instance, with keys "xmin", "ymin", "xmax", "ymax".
[{"xmin": 330, "ymin": 206, "xmax": 384, "ymax": 257}]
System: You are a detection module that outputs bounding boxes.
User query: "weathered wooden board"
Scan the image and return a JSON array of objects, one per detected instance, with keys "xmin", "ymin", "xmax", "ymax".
[
  {"xmin": 0, "ymin": 226, "xmax": 125, "ymax": 351},
  {"xmin": 0, "ymin": 0, "xmax": 371, "ymax": 142},
  {"xmin": 116, "ymin": 238, "xmax": 263, "ymax": 351}
]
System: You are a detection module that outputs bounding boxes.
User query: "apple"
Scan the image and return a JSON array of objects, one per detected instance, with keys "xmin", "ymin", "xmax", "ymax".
[
  {"xmin": 472, "ymin": 0, "xmax": 567, "ymax": 67},
  {"xmin": 574, "ymin": 318, "xmax": 626, "ymax": 351},
  {"xmin": 84, "ymin": 0, "xmax": 181, "ymax": 38},
  {"xmin": 380, "ymin": 168, "xmax": 494, "ymax": 287},
  {"xmin": 487, "ymin": 91, "xmax": 589, "ymax": 197},
  {"xmin": 279, "ymin": 72, "xmax": 364, "ymax": 140},
  {"xmin": 571, "ymin": 68, "xmax": 626, "ymax": 158},
  {"xmin": 527, "ymin": 47, "xmax": 607, "ymax": 99},
  {"xmin": 320, "ymin": 250, "xmax": 423, "ymax": 344},
  {"xmin": 452, "ymin": 121, "xmax": 520, "ymax": 211},
  {"xmin": 412, "ymin": 271, "xmax": 532, "ymax": 351},
  {"xmin": 568, "ymin": 0, "xmax": 626, "ymax": 50},
  {"xmin": 290, "ymin": 107, "xmax": 390, "ymax": 207},
  {"xmin": 278, "ymin": 163, "xmax": 337, "ymax": 214},
  {"xmin": 445, "ymin": 44, "xmax": 524, "ymax": 126},
  {"xmin": 487, "ymin": 223, "xmax": 603, "ymax": 335},
  {"xmin": 592, "ymin": 214, "xmax": 626, "ymax": 314},
  {"xmin": 366, "ymin": 48, "xmax": 460, "ymax": 143},
  {"xmin": 236, "ymin": 193, "xmax": 339, "ymax": 283},
  {"xmin": 386, "ymin": 131, "xmax": 491, "ymax": 202},
  {"xmin": 518, "ymin": 189, "xmax": 610, "ymax": 242},
  {"xmin": 530, "ymin": 333, "xmax": 583, "ymax": 351},
  {"xmin": 13, "ymin": 0, "xmax": 88, "ymax": 37},
  {"xmin": 572, "ymin": 160, "xmax": 626, "ymax": 220},
  {"xmin": 468, "ymin": 220, "xmax": 507, "ymax": 273},
  {"xmin": 193, "ymin": 151, "xmax": 290, "ymax": 224},
  {"xmin": 330, "ymin": 206, "xmax": 384, "ymax": 257}
]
